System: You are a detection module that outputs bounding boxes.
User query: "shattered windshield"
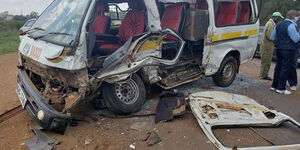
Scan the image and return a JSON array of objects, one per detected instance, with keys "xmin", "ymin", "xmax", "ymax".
[{"xmin": 30, "ymin": 0, "xmax": 90, "ymax": 46}]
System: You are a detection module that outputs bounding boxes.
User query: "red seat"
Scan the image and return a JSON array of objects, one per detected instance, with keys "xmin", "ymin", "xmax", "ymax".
[
  {"xmin": 216, "ymin": 1, "xmax": 238, "ymax": 26},
  {"xmin": 237, "ymin": 1, "xmax": 250, "ymax": 24},
  {"xmin": 90, "ymin": 2, "xmax": 110, "ymax": 34},
  {"xmin": 118, "ymin": 10, "xmax": 146, "ymax": 42},
  {"xmin": 98, "ymin": 6, "xmax": 146, "ymax": 53},
  {"xmin": 161, "ymin": 4, "xmax": 185, "ymax": 40},
  {"xmin": 161, "ymin": 4, "xmax": 184, "ymax": 33}
]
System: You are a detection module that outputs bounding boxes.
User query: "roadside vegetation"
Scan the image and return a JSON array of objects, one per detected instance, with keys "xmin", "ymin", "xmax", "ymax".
[
  {"xmin": 259, "ymin": 0, "xmax": 300, "ymax": 24},
  {"xmin": 0, "ymin": 20, "xmax": 24, "ymax": 54},
  {"xmin": 0, "ymin": 11, "xmax": 38, "ymax": 55}
]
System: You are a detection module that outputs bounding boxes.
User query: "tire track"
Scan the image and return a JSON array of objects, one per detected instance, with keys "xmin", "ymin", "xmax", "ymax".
[{"xmin": 0, "ymin": 105, "xmax": 24, "ymax": 124}]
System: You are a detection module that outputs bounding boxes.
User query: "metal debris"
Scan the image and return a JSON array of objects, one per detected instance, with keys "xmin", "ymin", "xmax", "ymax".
[
  {"xmin": 130, "ymin": 122, "xmax": 148, "ymax": 132},
  {"xmin": 143, "ymin": 131, "xmax": 162, "ymax": 146},
  {"xmin": 129, "ymin": 144, "xmax": 136, "ymax": 149},
  {"xmin": 84, "ymin": 138, "xmax": 93, "ymax": 145},
  {"xmin": 155, "ymin": 93, "xmax": 187, "ymax": 123},
  {"xmin": 189, "ymin": 91, "xmax": 300, "ymax": 150},
  {"xmin": 26, "ymin": 128, "xmax": 60, "ymax": 150}
]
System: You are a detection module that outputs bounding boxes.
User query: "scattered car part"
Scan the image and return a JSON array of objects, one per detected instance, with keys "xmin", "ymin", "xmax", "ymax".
[
  {"xmin": 142, "ymin": 131, "xmax": 162, "ymax": 146},
  {"xmin": 189, "ymin": 91, "xmax": 300, "ymax": 150},
  {"xmin": 155, "ymin": 93, "xmax": 186, "ymax": 123},
  {"xmin": 26, "ymin": 128, "xmax": 60, "ymax": 150}
]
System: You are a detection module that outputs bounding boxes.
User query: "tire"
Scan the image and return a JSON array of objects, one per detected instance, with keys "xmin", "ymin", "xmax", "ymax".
[
  {"xmin": 212, "ymin": 56, "xmax": 238, "ymax": 87},
  {"xmin": 102, "ymin": 74, "xmax": 146, "ymax": 115},
  {"xmin": 254, "ymin": 46, "xmax": 261, "ymax": 58}
]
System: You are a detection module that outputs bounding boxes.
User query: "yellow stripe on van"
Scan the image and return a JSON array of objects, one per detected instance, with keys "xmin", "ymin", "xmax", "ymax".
[
  {"xmin": 139, "ymin": 38, "xmax": 163, "ymax": 51},
  {"xmin": 212, "ymin": 34, "xmax": 219, "ymax": 42},
  {"xmin": 211, "ymin": 29, "xmax": 259, "ymax": 43},
  {"xmin": 221, "ymin": 32, "xmax": 242, "ymax": 40},
  {"xmin": 244, "ymin": 29, "xmax": 259, "ymax": 36}
]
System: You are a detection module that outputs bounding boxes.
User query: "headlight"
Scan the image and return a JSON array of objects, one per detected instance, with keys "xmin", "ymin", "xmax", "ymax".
[{"xmin": 37, "ymin": 110, "xmax": 45, "ymax": 120}]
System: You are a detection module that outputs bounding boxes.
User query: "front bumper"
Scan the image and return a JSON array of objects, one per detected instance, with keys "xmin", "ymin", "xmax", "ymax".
[{"xmin": 17, "ymin": 69, "xmax": 70, "ymax": 134}]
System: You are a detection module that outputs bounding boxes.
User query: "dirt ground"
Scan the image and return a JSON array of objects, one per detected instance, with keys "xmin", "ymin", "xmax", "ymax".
[
  {"xmin": 0, "ymin": 53, "xmax": 19, "ymax": 115},
  {"xmin": 0, "ymin": 53, "xmax": 300, "ymax": 150}
]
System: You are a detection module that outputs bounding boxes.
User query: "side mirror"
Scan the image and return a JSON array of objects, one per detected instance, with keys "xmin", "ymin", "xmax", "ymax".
[{"xmin": 19, "ymin": 30, "xmax": 26, "ymax": 36}]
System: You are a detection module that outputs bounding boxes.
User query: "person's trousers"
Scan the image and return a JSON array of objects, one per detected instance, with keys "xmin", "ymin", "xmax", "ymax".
[
  {"xmin": 259, "ymin": 45, "xmax": 274, "ymax": 78},
  {"xmin": 272, "ymin": 50, "xmax": 297, "ymax": 90},
  {"xmin": 288, "ymin": 50, "xmax": 298, "ymax": 87}
]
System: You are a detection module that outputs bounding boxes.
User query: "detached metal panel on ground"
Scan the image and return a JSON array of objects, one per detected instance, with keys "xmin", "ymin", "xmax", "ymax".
[{"xmin": 189, "ymin": 91, "xmax": 300, "ymax": 150}]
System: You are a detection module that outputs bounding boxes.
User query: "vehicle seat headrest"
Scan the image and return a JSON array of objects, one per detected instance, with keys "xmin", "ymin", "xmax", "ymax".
[
  {"xmin": 128, "ymin": 1, "xmax": 145, "ymax": 10},
  {"xmin": 96, "ymin": 2, "xmax": 108, "ymax": 13}
]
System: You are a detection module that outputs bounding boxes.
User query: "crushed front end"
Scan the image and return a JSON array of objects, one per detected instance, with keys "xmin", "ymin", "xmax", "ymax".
[{"xmin": 17, "ymin": 54, "xmax": 89, "ymax": 134}]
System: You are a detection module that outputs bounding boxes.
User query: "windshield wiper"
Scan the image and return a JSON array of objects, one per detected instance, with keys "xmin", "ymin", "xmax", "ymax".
[
  {"xmin": 28, "ymin": 27, "xmax": 45, "ymax": 32},
  {"xmin": 48, "ymin": 32, "xmax": 72, "ymax": 36},
  {"xmin": 32, "ymin": 32, "xmax": 72, "ymax": 40}
]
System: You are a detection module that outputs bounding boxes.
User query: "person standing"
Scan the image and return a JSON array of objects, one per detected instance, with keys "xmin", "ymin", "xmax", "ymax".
[
  {"xmin": 271, "ymin": 10, "xmax": 300, "ymax": 94},
  {"xmin": 259, "ymin": 12, "xmax": 284, "ymax": 80},
  {"xmin": 288, "ymin": 11, "xmax": 300, "ymax": 91}
]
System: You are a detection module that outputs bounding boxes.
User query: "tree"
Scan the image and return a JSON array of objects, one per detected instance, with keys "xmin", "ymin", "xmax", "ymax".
[
  {"xmin": 0, "ymin": 11, "xmax": 9, "ymax": 20},
  {"xmin": 259, "ymin": 0, "xmax": 300, "ymax": 25},
  {"xmin": 13, "ymin": 15, "xmax": 27, "ymax": 21},
  {"xmin": 26, "ymin": 11, "xmax": 39, "ymax": 19}
]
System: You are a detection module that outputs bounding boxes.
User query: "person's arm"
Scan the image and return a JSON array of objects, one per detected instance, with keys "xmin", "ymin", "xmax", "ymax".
[
  {"xmin": 287, "ymin": 24, "xmax": 300, "ymax": 43},
  {"xmin": 265, "ymin": 22, "xmax": 274, "ymax": 40},
  {"xmin": 270, "ymin": 26, "xmax": 277, "ymax": 41}
]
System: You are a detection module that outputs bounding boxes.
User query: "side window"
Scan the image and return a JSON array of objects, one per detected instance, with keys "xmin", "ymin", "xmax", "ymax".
[
  {"xmin": 214, "ymin": 0, "xmax": 252, "ymax": 27},
  {"xmin": 195, "ymin": 0, "xmax": 208, "ymax": 10},
  {"xmin": 237, "ymin": 1, "xmax": 252, "ymax": 24},
  {"xmin": 108, "ymin": 3, "xmax": 128, "ymax": 27}
]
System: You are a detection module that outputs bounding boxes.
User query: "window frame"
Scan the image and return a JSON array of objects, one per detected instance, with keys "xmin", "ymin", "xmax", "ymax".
[
  {"xmin": 213, "ymin": 0, "xmax": 258, "ymax": 28},
  {"xmin": 108, "ymin": 3, "xmax": 129, "ymax": 27}
]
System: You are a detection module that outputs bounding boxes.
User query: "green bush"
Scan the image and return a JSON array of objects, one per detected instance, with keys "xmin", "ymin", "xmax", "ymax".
[
  {"xmin": 258, "ymin": 0, "xmax": 300, "ymax": 25},
  {"xmin": 0, "ymin": 20, "xmax": 25, "ymax": 31},
  {"xmin": 0, "ymin": 20, "xmax": 24, "ymax": 54}
]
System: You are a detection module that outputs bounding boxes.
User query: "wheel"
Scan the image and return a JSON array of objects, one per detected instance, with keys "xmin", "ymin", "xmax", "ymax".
[
  {"xmin": 212, "ymin": 56, "xmax": 238, "ymax": 87},
  {"xmin": 102, "ymin": 74, "xmax": 146, "ymax": 115}
]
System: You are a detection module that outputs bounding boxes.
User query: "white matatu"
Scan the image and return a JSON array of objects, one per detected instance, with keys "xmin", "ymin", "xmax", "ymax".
[{"xmin": 16, "ymin": 0, "xmax": 260, "ymax": 133}]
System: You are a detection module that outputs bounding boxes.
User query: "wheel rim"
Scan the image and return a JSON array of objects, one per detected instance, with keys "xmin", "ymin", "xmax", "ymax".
[
  {"xmin": 115, "ymin": 79, "xmax": 139, "ymax": 105},
  {"xmin": 222, "ymin": 62, "xmax": 235, "ymax": 82}
]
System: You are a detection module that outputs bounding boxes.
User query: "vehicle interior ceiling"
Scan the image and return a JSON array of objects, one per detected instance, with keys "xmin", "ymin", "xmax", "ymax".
[{"xmin": 87, "ymin": 0, "xmax": 211, "ymax": 73}]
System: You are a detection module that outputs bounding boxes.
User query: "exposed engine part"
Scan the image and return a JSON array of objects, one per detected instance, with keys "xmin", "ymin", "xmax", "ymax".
[
  {"xmin": 28, "ymin": 70, "xmax": 80, "ymax": 113},
  {"xmin": 64, "ymin": 92, "xmax": 80, "ymax": 111}
]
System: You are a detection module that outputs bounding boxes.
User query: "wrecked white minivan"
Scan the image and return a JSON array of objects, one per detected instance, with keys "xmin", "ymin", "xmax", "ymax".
[{"xmin": 16, "ymin": 0, "xmax": 259, "ymax": 133}]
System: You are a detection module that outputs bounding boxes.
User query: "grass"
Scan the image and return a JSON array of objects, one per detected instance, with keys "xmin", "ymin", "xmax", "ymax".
[
  {"xmin": 0, "ymin": 20, "xmax": 25, "ymax": 55},
  {"xmin": 0, "ymin": 30, "xmax": 20, "ymax": 54}
]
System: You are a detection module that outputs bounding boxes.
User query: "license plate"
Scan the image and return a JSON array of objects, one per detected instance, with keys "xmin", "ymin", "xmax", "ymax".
[{"xmin": 16, "ymin": 83, "xmax": 27, "ymax": 109}]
